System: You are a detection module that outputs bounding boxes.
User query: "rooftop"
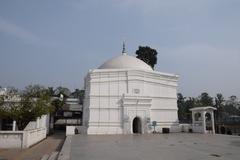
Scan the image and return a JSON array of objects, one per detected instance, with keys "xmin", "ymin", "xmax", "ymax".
[{"xmin": 63, "ymin": 133, "xmax": 240, "ymax": 160}]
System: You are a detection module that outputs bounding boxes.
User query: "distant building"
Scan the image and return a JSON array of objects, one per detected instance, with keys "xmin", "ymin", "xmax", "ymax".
[
  {"xmin": 0, "ymin": 88, "xmax": 7, "ymax": 96},
  {"xmin": 0, "ymin": 89, "xmax": 49, "ymax": 148},
  {"xmin": 54, "ymin": 98, "xmax": 82, "ymax": 130},
  {"xmin": 217, "ymin": 115, "xmax": 240, "ymax": 135}
]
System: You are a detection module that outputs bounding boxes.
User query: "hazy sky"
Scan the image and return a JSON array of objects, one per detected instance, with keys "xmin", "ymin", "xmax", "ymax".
[{"xmin": 0, "ymin": 0, "xmax": 240, "ymax": 98}]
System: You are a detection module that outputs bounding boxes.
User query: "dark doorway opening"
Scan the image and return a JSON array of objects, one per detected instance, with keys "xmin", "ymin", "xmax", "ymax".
[
  {"xmin": 133, "ymin": 117, "xmax": 142, "ymax": 134},
  {"xmin": 220, "ymin": 126, "xmax": 225, "ymax": 134}
]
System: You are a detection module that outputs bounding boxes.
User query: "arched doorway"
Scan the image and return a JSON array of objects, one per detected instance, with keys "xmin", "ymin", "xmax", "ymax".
[
  {"xmin": 220, "ymin": 126, "xmax": 226, "ymax": 134},
  {"xmin": 194, "ymin": 112, "xmax": 202, "ymax": 121},
  {"xmin": 132, "ymin": 117, "xmax": 142, "ymax": 134},
  {"xmin": 205, "ymin": 112, "xmax": 212, "ymax": 132}
]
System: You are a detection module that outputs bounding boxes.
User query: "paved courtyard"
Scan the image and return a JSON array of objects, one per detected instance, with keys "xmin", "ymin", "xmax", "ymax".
[
  {"xmin": 0, "ymin": 132, "xmax": 65, "ymax": 160},
  {"xmin": 70, "ymin": 133, "xmax": 240, "ymax": 160}
]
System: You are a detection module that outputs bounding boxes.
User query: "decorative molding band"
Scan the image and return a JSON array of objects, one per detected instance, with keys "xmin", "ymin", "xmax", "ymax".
[
  {"xmin": 150, "ymin": 108, "xmax": 178, "ymax": 111},
  {"xmin": 90, "ymin": 79, "xmax": 177, "ymax": 87},
  {"xmin": 88, "ymin": 95, "xmax": 177, "ymax": 99},
  {"xmin": 89, "ymin": 69, "xmax": 179, "ymax": 80},
  {"xmin": 89, "ymin": 107, "xmax": 120, "ymax": 110}
]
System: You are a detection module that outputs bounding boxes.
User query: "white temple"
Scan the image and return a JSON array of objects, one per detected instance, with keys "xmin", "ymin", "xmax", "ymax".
[{"xmin": 82, "ymin": 47, "xmax": 180, "ymax": 134}]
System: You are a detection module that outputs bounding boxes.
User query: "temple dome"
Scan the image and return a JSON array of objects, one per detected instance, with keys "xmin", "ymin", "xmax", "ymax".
[{"xmin": 98, "ymin": 54, "xmax": 153, "ymax": 71}]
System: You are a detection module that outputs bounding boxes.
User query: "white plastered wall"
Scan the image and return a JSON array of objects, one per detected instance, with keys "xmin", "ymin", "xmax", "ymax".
[{"xmin": 83, "ymin": 69, "xmax": 180, "ymax": 134}]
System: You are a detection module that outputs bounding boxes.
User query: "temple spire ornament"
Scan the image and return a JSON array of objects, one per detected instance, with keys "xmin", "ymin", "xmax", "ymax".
[{"xmin": 122, "ymin": 41, "xmax": 127, "ymax": 55}]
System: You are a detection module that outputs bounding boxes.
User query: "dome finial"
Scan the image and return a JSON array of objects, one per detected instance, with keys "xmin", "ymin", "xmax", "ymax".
[{"xmin": 122, "ymin": 41, "xmax": 127, "ymax": 55}]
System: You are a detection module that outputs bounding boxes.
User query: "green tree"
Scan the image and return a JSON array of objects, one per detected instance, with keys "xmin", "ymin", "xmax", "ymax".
[
  {"xmin": 226, "ymin": 95, "xmax": 240, "ymax": 108},
  {"xmin": 224, "ymin": 104, "xmax": 240, "ymax": 116},
  {"xmin": 215, "ymin": 94, "xmax": 224, "ymax": 108},
  {"xmin": 224, "ymin": 95, "xmax": 240, "ymax": 116},
  {"xmin": 135, "ymin": 46, "xmax": 158, "ymax": 69},
  {"xmin": 177, "ymin": 93, "xmax": 196, "ymax": 123},
  {"xmin": 23, "ymin": 85, "xmax": 46, "ymax": 97},
  {"xmin": 0, "ymin": 95, "xmax": 4, "ymax": 106},
  {"xmin": 196, "ymin": 92, "xmax": 213, "ymax": 107},
  {"xmin": 71, "ymin": 89, "xmax": 85, "ymax": 104},
  {"xmin": 177, "ymin": 93, "xmax": 186, "ymax": 122},
  {"xmin": 47, "ymin": 87, "xmax": 55, "ymax": 97},
  {"xmin": 185, "ymin": 97, "xmax": 196, "ymax": 122},
  {"xmin": 54, "ymin": 86, "xmax": 71, "ymax": 97},
  {"xmin": 0, "ymin": 85, "xmax": 54, "ymax": 130},
  {"xmin": 51, "ymin": 98, "xmax": 64, "ymax": 112},
  {"xmin": 214, "ymin": 93, "xmax": 225, "ymax": 122}
]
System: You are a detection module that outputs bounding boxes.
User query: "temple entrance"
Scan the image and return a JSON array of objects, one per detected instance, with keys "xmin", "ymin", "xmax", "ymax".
[
  {"xmin": 205, "ymin": 112, "xmax": 213, "ymax": 132},
  {"xmin": 132, "ymin": 117, "xmax": 142, "ymax": 134}
]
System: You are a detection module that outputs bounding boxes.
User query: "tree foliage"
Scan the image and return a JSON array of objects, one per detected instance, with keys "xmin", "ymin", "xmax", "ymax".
[
  {"xmin": 214, "ymin": 93, "xmax": 225, "ymax": 121},
  {"xmin": 51, "ymin": 98, "xmax": 64, "ymax": 112},
  {"xmin": 224, "ymin": 95, "xmax": 240, "ymax": 117},
  {"xmin": 177, "ymin": 92, "xmax": 240, "ymax": 124},
  {"xmin": 0, "ymin": 85, "xmax": 85, "ymax": 130},
  {"xmin": 23, "ymin": 85, "xmax": 46, "ymax": 97},
  {"xmin": 196, "ymin": 92, "xmax": 213, "ymax": 107},
  {"xmin": 71, "ymin": 89, "xmax": 85, "ymax": 104},
  {"xmin": 54, "ymin": 86, "xmax": 71, "ymax": 97},
  {"xmin": 177, "ymin": 93, "xmax": 187, "ymax": 122},
  {"xmin": 0, "ymin": 85, "xmax": 54, "ymax": 130},
  {"xmin": 135, "ymin": 46, "xmax": 158, "ymax": 69},
  {"xmin": 177, "ymin": 93, "xmax": 196, "ymax": 123}
]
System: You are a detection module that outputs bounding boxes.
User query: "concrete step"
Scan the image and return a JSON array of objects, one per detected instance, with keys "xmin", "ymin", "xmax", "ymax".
[
  {"xmin": 48, "ymin": 152, "xmax": 59, "ymax": 160},
  {"xmin": 40, "ymin": 154, "xmax": 49, "ymax": 160}
]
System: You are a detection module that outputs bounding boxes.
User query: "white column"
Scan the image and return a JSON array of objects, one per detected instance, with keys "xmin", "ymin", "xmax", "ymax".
[
  {"xmin": 211, "ymin": 111, "xmax": 215, "ymax": 134},
  {"xmin": 12, "ymin": 120, "xmax": 16, "ymax": 131},
  {"xmin": 192, "ymin": 111, "xmax": 195, "ymax": 124},
  {"xmin": 192, "ymin": 111, "xmax": 195, "ymax": 132},
  {"xmin": 36, "ymin": 117, "xmax": 40, "ymax": 128},
  {"xmin": 202, "ymin": 111, "xmax": 206, "ymax": 134},
  {"xmin": 41, "ymin": 115, "xmax": 47, "ymax": 128}
]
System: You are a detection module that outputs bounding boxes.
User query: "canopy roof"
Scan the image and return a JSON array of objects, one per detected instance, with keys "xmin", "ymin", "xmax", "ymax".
[{"xmin": 190, "ymin": 106, "xmax": 217, "ymax": 111}]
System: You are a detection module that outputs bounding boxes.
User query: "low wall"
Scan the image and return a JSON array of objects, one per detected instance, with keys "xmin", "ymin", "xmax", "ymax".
[
  {"xmin": 58, "ymin": 136, "xmax": 72, "ymax": 160},
  {"xmin": 0, "ymin": 128, "xmax": 46, "ymax": 148},
  {"xmin": 0, "ymin": 131, "xmax": 23, "ymax": 148},
  {"xmin": 192, "ymin": 124, "xmax": 204, "ymax": 133},
  {"xmin": 66, "ymin": 126, "xmax": 86, "ymax": 135},
  {"xmin": 66, "ymin": 126, "xmax": 76, "ymax": 136},
  {"xmin": 179, "ymin": 124, "xmax": 192, "ymax": 132},
  {"xmin": 24, "ymin": 128, "xmax": 47, "ymax": 148}
]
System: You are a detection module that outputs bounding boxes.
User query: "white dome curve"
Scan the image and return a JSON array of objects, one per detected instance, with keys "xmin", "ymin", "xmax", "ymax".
[{"xmin": 98, "ymin": 54, "xmax": 153, "ymax": 71}]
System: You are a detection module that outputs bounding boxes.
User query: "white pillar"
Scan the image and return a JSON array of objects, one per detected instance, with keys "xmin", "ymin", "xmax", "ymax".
[
  {"xmin": 202, "ymin": 111, "xmax": 206, "ymax": 134},
  {"xmin": 41, "ymin": 115, "xmax": 47, "ymax": 128},
  {"xmin": 192, "ymin": 111, "xmax": 195, "ymax": 124},
  {"xmin": 192, "ymin": 111, "xmax": 195, "ymax": 132},
  {"xmin": 36, "ymin": 117, "xmax": 40, "ymax": 128},
  {"xmin": 211, "ymin": 111, "xmax": 215, "ymax": 134},
  {"xmin": 12, "ymin": 120, "xmax": 16, "ymax": 131}
]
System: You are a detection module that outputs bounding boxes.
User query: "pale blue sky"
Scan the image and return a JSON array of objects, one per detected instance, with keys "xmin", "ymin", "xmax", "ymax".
[{"xmin": 0, "ymin": 0, "xmax": 240, "ymax": 98}]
